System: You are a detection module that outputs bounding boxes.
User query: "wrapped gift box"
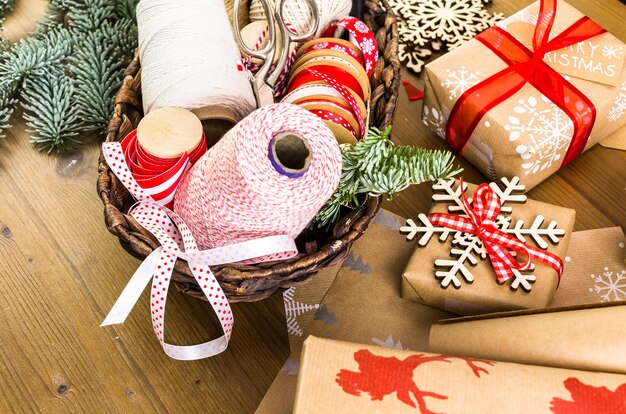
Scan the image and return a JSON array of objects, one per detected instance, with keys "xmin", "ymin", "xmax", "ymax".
[
  {"xmin": 429, "ymin": 303, "xmax": 626, "ymax": 374},
  {"xmin": 294, "ymin": 336, "xmax": 626, "ymax": 413},
  {"xmin": 422, "ymin": 0, "xmax": 626, "ymax": 190},
  {"xmin": 401, "ymin": 177, "xmax": 575, "ymax": 315}
]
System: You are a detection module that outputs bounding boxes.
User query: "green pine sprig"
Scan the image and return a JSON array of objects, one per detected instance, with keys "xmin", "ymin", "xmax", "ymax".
[
  {"xmin": 0, "ymin": 0, "xmax": 139, "ymax": 150},
  {"xmin": 313, "ymin": 126, "xmax": 462, "ymax": 227}
]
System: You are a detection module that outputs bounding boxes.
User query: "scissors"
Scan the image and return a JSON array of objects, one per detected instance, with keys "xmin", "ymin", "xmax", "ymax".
[{"xmin": 234, "ymin": 0, "xmax": 319, "ymax": 107}]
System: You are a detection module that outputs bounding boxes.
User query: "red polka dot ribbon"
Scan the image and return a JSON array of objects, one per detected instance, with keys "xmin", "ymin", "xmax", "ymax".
[
  {"xmin": 428, "ymin": 178, "xmax": 564, "ymax": 285},
  {"xmin": 304, "ymin": 68, "xmax": 366, "ymax": 138},
  {"xmin": 101, "ymin": 142, "xmax": 298, "ymax": 360},
  {"xmin": 322, "ymin": 17, "xmax": 379, "ymax": 77}
]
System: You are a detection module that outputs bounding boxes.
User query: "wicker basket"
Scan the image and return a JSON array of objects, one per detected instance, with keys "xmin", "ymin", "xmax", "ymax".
[{"xmin": 97, "ymin": 0, "xmax": 400, "ymax": 302}]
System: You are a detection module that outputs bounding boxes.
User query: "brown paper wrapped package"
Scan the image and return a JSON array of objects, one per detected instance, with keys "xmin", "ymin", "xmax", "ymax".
[
  {"xmin": 294, "ymin": 336, "xmax": 626, "ymax": 414},
  {"xmin": 430, "ymin": 303, "xmax": 626, "ymax": 374},
  {"xmin": 256, "ymin": 210, "xmax": 452, "ymax": 414},
  {"xmin": 422, "ymin": 1, "xmax": 626, "ymax": 190},
  {"xmin": 402, "ymin": 180, "xmax": 575, "ymax": 315}
]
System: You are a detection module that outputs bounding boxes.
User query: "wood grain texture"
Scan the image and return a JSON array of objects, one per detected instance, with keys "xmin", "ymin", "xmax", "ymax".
[{"xmin": 0, "ymin": 0, "xmax": 624, "ymax": 413}]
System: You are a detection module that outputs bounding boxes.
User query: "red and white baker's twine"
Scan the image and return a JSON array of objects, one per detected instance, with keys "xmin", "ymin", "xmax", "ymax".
[
  {"xmin": 174, "ymin": 103, "xmax": 342, "ymax": 250},
  {"xmin": 428, "ymin": 178, "xmax": 564, "ymax": 284}
]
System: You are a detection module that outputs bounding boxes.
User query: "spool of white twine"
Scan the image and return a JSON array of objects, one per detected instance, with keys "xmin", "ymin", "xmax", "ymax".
[
  {"xmin": 137, "ymin": 0, "xmax": 256, "ymax": 123},
  {"xmin": 248, "ymin": 0, "xmax": 351, "ymax": 37}
]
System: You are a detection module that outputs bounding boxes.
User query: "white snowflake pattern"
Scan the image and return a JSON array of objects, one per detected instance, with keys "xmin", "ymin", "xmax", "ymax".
[
  {"xmin": 372, "ymin": 335, "xmax": 406, "ymax": 349},
  {"xmin": 360, "ymin": 38, "xmax": 376, "ymax": 56},
  {"xmin": 355, "ymin": 20, "xmax": 369, "ymax": 33},
  {"xmin": 312, "ymin": 42, "xmax": 329, "ymax": 50},
  {"xmin": 601, "ymin": 44, "xmax": 624, "ymax": 60},
  {"xmin": 422, "ymin": 105, "xmax": 449, "ymax": 139},
  {"xmin": 400, "ymin": 177, "xmax": 565, "ymax": 291},
  {"xmin": 330, "ymin": 45, "xmax": 346, "ymax": 53},
  {"xmin": 589, "ymin": 267, "xmax": 626, "ymax": 302},
  {"xmin": 365, "ymin": 60, "xmax": 373, "ymax": 74},
  {"xmin": 283, "ymin": 287, "xmax": 319, "ymax": 337},
  {"xmin": 608, "ymin": 82, "xmax": 626, "ymax": 123},
  {"xmin": 387, "ymin": 0, "xmax": 503, "ymax": 74},
  {"xmin": 504, "ymin": 95, "xmax": 573, "ymax": 175},
  {"xmin": 442, "ymin": 66, "xmax": 480, "ymax": 99}
]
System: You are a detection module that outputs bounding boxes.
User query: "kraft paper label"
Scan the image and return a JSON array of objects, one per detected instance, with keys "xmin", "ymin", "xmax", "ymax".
[{"xmin": 507, "ymin": 21, "xmax": 625, "ymax": 86}]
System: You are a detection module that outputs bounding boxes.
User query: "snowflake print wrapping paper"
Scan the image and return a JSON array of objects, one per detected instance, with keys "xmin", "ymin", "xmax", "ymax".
[
  {"xmin": 401, "ymin": 178, "xmax": 575, "ymax": 316},
  {"xmin": 293, "ymin": 336, "xmax": 626, "ymax": 414},
  {"xmin": 552, "ymin": 226, "xmax": 626, "ymax": 307},
  {"xmin": 422, "ymin": 0, "xmax": 626, "ymax": 190}
]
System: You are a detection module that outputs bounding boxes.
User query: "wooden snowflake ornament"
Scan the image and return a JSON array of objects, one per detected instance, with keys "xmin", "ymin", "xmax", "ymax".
[
  {"xmin": 400, "ymin": 177, "xmax": 565, "ymax": 292},
  {"xmin": 388, "ymin": 0, "xmax": 504, "ymax": 74}
]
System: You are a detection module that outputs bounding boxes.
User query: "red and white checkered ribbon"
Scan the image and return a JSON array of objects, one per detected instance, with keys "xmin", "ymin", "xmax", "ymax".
[
  {"xmin": 100, "ymin": 142, "xmax": 298, "ymax": 360},
  {"xmin": 428, "ymin": 178, "xmax": 564, "ymax": 284}
]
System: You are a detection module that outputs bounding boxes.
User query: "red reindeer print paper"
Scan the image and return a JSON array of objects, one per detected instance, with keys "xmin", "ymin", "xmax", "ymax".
[
  {"xmin": 294, "ymin": 337, "xmax": 626, "ymax": 414},
  {"xmin": 336, "ymin": 350, "xmax": 492, "ymax": 414},
  {"xmin": 551, "ymin": 378, "xmax": 626, "ymax": 414}
]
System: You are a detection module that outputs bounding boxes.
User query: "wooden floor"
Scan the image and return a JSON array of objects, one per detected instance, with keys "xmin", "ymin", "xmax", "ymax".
[{"xmin": 0, "ymin": 0, "xmax": 624, "ymax": 413}]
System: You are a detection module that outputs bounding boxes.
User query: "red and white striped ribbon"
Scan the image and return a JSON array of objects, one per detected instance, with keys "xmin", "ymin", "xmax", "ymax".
[
  {"xmin": 101, "ymin": 142, "xmax": 298, "ymax": 360},
  {"xmin": 428, "ymin": 178, "xmax": 564, "ymax": 284}
]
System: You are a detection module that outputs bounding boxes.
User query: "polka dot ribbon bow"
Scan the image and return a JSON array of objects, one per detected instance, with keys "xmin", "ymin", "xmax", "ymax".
[
  {"xmin": 101, "ymin": 142, "xmax": 298, "ymax": 360},
  {"xmin": 428, "ymin": 178, "xmax": 563, "ymax": 284}
]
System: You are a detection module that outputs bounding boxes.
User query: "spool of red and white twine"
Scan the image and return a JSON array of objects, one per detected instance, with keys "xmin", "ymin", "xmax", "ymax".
[
  {"xmin": 101, "ymin": 103, "xmax": 341, "ymax": 360},
  {"xmin": 174, "ymin": 103, "xmax": 342, "ymax": 250}
]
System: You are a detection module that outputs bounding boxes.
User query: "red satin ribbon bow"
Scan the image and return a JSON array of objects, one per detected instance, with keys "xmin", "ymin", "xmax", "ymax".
[
  {"xmin": 446, "ymin": 0, "xmax": 606, "ymax": 168},
  {"xmin": 428, "ymin": 179, "xmax": 564, "ymax": 284}
]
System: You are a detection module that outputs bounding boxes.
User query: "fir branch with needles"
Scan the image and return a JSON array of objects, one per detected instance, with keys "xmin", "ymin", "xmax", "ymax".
[
  {"xmin": 0, "ymin": 0, "xmax": 139, "ymax": 150},
  {"xmin": 0, "ymin": 0, "xmax": 14, "ymax": 29},
  {"xmin": 313, "ymin": 127, "xmax": 462, "ymax": 228}
]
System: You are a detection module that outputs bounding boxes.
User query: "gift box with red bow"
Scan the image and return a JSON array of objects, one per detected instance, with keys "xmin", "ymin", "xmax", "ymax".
[
  {"xmin": 422, "ymin": 0, "xmax": 626, "ymax": 190},
  {"xmin": 400, "ymin": 177, "xmax": 575, "ymax": 315}
]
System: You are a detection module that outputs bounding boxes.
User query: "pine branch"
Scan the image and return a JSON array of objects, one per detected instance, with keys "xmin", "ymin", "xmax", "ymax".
[
  {"xmin": 69, "ymin": 30, "xmax": 127, "ymax": 130},
  {"xmin": 313, "ymin": 127, "xmax": 462, "ymax": 227},
  {"xmin": 0, "ymin": 0, "xmax": 14, "ymax": 30},
  {"xmin": 0, "ymin": 0, "xmax": 138, "ymax": 150},
  {"xmin": 21, "ymin": 71, "xmax": 82, "ymax": 152}
]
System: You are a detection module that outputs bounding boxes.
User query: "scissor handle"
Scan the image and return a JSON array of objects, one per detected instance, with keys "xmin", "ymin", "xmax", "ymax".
[
  {"xmin": 233, "ymin": 0, "xmax": 277, "ymax": 65},
  {"xmin": 268, "ymin": 0, "xmax": 319, "ymax": 87}
]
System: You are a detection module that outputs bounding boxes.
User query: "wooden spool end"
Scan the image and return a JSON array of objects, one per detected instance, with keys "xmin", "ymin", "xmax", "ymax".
[{"xmin": 137, "ymin": 107, "xmax": 203, "ymax": 159}]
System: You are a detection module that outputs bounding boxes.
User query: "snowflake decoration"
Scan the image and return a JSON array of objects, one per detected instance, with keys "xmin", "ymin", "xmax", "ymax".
[
  {"xmin": 442, "ymin": 66, "xmax": 480, "ymax": 99},
  {"xmin": 400, "ymin": 177, "xmax": 565, "ymax": 291},
  {"xmin": 422, "ymin": 104, "xmax": 450, "ymax": 139},
  {"xmin": 589, "ymin": 267, "xmax": 626, "ymax": 302},
  {"xmin": 283, "ymin": 287, "xmax": 319, "ymax": 336},
  {"xmin": 608, "ymin": 82, "xmax": 626, "ymax": 123},
  {"xmin": 372, "ymin": 335, "xmax": 405, "ymax": 349},
  {"xmin": 601, "ymin": 44, "xmax": 623, "ymax": 60},
  {"xmin": 360, "ymin": 38, "xmax": 376, "ymax": 55},
  {"xmin": 504, "ymin": 95, "xmax": 574, "ymax": 175},
  {"xmin": 388, "ymin": 0, "xmax": 503, "ymax": 73}
]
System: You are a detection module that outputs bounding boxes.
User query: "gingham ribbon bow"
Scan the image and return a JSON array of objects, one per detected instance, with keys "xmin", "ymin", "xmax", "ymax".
[{"xmin": 428, "ymin": 179, "xmax": 563, "ymax": 284}]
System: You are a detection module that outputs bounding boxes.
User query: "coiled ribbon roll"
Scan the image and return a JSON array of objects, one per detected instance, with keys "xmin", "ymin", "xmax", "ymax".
[{"xmin": 174, "ymin": 103, "xmax": 343, "ymax": 249}]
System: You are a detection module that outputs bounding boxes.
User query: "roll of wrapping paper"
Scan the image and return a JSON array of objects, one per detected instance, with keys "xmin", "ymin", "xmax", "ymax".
[{"xmin": 174, "ymin": 103, "xmax": 342, "ymax": 250}]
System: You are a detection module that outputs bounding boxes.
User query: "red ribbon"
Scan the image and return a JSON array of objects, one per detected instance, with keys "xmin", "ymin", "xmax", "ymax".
[
  {"xmin": 445, "ymin": 0, "xmax": 606, "ymax": 168},
  {"xmin": 428, "ymin": 178, "xmax": 564, "ymax": 284}
]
